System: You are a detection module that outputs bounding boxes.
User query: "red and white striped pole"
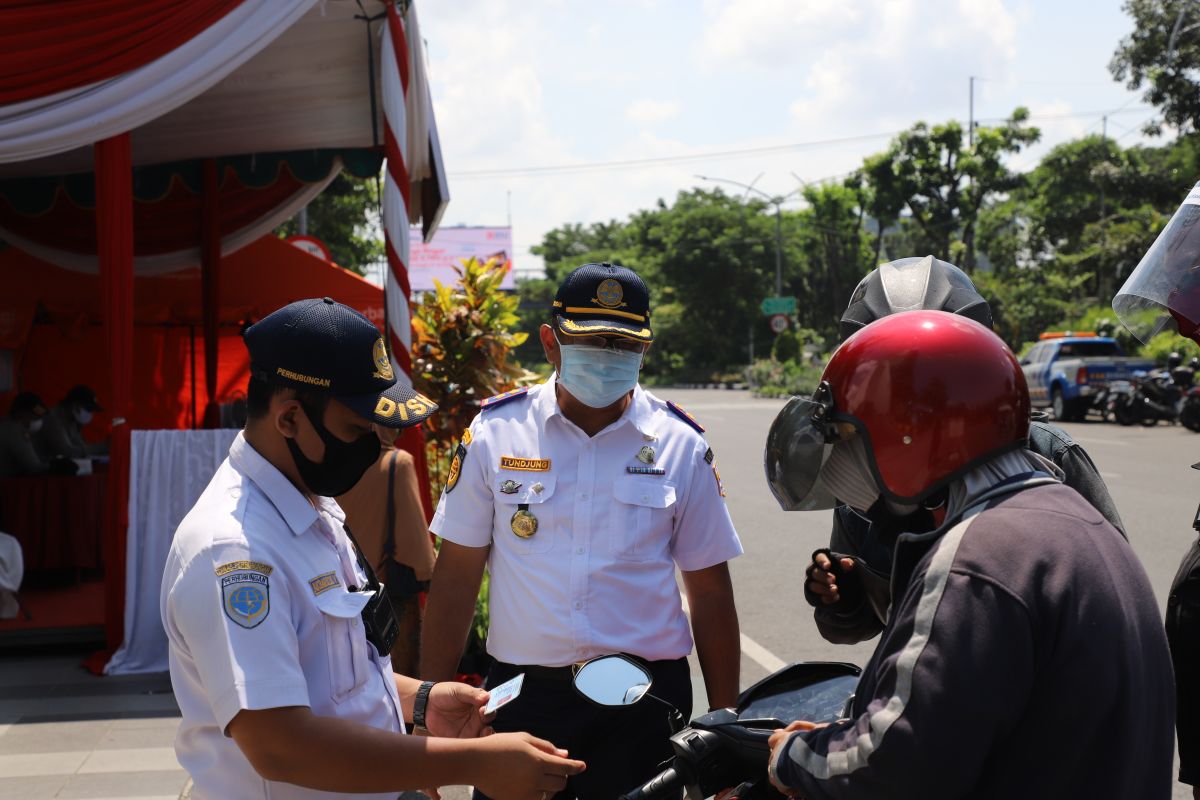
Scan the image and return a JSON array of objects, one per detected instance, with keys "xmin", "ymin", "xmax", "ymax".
[
  {"xmin": 382, "ymin": 2, "xmax": 412, "ymax": 381},
  {"xmin": 381, "ymin": 4, "xmax": 435, "ymax": 517}
]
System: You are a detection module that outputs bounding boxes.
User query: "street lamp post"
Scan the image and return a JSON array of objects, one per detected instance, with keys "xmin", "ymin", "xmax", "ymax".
[{"xmin": 696, "ymin": 174, "xmax": 803, "ymax": 297}]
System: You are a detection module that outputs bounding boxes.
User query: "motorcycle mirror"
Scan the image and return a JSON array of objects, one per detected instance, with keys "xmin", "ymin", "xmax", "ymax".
[{"xmin": 573, "ymin": 655, "xmax": 653, "ymax": 707}]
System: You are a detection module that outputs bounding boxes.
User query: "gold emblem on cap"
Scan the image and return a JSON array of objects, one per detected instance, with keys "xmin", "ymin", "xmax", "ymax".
[
  {"xmin": 595, "ymin": 278, "xmax": 624, "ymax": 308},
  {"xmin": 372, "ymin": 338, "xmax": 394, "ymax": 381},
  {"xmin": 511, "ymin": 509, "xmax": 539, "ymax": 538}
]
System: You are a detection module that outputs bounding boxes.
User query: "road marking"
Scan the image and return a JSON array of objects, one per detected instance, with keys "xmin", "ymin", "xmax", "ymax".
[
  {"xmin": 740, "ymin": 633, "xmax": 787, "ymax": 673},
  {"xmin": 681, "ymin": 597, "xmax": 787, "ymax": 674}
]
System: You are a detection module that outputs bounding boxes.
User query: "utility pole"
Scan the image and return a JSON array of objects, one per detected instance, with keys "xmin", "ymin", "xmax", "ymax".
[{"xmin": 968, "ymin": 76, "xmax": 975, "ymax": 149}]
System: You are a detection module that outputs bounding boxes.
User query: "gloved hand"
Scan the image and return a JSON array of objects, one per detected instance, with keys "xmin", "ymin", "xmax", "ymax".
[{"xmin": 804, "ymin": 548, "xmax": 865, "ymax": 610}]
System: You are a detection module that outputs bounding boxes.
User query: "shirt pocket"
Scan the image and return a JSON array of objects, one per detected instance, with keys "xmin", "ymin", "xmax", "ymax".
[
  {"xmin": 313, "ymin": 589, "xmax": 372, "ymax": 704},
  {"xmin": 611, "ymin": 477, "xmax": 676, "ymax": 562},
  {"xmin": 494, "ymin": 475, "xmax": 556, "ymax": 555}
]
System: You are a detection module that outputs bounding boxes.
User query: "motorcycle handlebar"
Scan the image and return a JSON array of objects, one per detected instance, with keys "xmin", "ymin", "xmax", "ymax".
[{"xmin": 617, "ymin": 765, "xmax": 685, "ymax": 800}]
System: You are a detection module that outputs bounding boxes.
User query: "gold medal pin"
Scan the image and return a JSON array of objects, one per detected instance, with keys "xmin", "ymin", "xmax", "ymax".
[{"xmin": 511, "ymin": 504, "xmax": 539, "ymax": 538}]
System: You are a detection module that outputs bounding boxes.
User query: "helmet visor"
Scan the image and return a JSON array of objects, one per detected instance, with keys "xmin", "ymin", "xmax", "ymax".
[
  {"xmin": 764, "ymin": 395, "xmax": 839, "ymax": 511},
  {"xmin": 1114, "ymin": 183, "xmax": 1200, "ymax": 344}
]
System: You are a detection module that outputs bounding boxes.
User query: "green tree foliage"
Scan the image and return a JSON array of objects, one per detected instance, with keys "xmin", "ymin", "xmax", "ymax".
[
  {"xmin": 772, "ymin": 328, "xmax": 801, "ymax": 362},
  {"xmin": 410, "ymin": 257, "xmax": 537, "ymax": 490},
  {"xmin": 793, "ymin": 182, "xmax": 875, "ymax": 327},
  {"xmin": 1111, "ymin": 0, "xmax": 1200, "ymax": 134},
  {"xmin": 875, "ymin": 109, "xmax": 1040, "ymax": 270},
  {"xmin": 275, "ymin": 173, "xmax": 383, "ymax": 275}
]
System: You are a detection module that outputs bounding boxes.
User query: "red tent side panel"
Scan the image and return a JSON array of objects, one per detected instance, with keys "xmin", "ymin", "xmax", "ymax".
[{"xmin": 0, "ymin": 235, "xmax": 386, "ymax": 430}]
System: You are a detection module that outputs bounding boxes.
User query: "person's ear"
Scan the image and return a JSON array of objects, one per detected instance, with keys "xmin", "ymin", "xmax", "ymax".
[
  {"xmin": 274, "ymin": 396, "xmax": 301, "ymax": 439},
  {"xmin": 540, "ymin": 323, "xmax": 560, "ymax": 370}
]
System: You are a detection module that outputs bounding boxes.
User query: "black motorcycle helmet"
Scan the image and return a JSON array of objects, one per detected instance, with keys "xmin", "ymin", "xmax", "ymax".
[
  {"xmin": 839, "ymin": 255, "xmax": 993, "ymax": 341},
  {"xmin": 1169, "ymin": 352, "xmax": 1184, "ymax": 370}
]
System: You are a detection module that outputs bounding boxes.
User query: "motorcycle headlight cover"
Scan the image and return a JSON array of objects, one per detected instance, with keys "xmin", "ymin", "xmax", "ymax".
[
  {"xmin": 1114, "ymin": 182, "xmax": 1200, "ymax": 344},
  {"xmin": 764, "ymin": 389, "xmax": 840, "ymax": 511}
]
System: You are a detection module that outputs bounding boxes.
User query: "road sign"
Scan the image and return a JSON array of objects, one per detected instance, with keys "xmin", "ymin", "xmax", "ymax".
[
  {"xmin": 760, "ymin": 296, "xmax": 797, "ymax": 316},
  {"xmin": 769, "ymin": 314, "xmax": 790, "ymax": 334}
]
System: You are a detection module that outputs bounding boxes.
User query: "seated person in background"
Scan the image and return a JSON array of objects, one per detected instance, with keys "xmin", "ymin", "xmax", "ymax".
[
  {"xmin": 36, "ymin": 384, "xmax": 108, "ymax": 461},
  {"xmin": 337, "ymin": 428, "xmax": 437, "ymax": 677},
  {"xmin": 0, "ymin": 392, "xmax": 52, "ymax": 479}
]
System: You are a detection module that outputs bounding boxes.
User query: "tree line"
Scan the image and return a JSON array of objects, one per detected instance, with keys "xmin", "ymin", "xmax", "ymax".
[{"xmin": 514, "ymin": 0, "xmax": 1200, "ymax": 380}]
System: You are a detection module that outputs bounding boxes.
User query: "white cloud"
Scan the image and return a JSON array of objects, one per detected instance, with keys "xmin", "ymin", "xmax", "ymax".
[{"xmin": 626, "ymin": 99, "xmax": 683, "ymax": 125}]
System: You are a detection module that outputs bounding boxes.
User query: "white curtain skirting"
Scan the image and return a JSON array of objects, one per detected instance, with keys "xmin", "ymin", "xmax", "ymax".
[
  {"xmin": 104, "ymin": 428, "xmax": 239, "ymax": 675},
  {"xmin": 0, "ymin": 0, "xmax": 316, "ymax": 164}
]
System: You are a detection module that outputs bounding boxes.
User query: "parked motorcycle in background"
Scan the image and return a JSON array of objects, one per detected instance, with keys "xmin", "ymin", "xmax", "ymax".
[
  {"xmin": 1110, "ymin": 354, "xmax": 1196, "ymax": 427},
  {"xmin": 573, "ymin": 655, "xmax": 860, "ymax": 800}
]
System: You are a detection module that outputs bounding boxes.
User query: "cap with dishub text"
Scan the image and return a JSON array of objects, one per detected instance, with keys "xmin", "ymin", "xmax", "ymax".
[{"xmin": 243, "ymin": 297, "xmax": 436, "ymax": 428}]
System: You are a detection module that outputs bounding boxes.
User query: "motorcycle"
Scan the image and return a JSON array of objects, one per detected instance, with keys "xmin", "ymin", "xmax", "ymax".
[
  {"xmin": 1182, "ymin": 386, "xmax": 1200, "ymax": 432},
  {"xmin": 572, "ymin": 655, "xmax": 860, "ymax": 800},
  {"xmin": 1109, "ymin": 369, "xmax": 1186, "ymax": 426}
]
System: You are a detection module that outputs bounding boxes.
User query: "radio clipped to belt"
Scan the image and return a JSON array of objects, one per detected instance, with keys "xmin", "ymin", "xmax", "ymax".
[{"xmin": 342, "ymin": 525, "xmax": 400, "ymax": 658}]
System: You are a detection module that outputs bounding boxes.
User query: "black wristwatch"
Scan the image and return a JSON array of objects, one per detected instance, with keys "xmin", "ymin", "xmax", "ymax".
[{"xmin": 412, "ymin": 680, "xmax": 437, "ymax": 731}]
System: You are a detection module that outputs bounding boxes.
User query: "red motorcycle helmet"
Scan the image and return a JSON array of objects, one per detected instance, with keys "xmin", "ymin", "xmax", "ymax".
[{"xmin": 766, "ymin": 310, "xmax": 1030, "ymax": 508}]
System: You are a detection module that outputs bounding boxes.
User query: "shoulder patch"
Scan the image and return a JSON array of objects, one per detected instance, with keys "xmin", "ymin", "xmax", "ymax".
[
  {"xmin": 481, "ymin": 386, "xmax": 531, "ymax": 410},
  {"xmin": 445, "ymin": 442, "xmax": 467, "ymax": 493},
  {"xmin": 221, "ymin": 571, "xmax": 270, "ymax": 629},
  {"xmin": 666, "ymin": 400, "xmax": 705, "ymax": 433}
]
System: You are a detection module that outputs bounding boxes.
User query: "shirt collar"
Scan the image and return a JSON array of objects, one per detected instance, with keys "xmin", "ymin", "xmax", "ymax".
[
  {"xmin": 538, "ymin": 374, "xmax": 656, "ymax": 438},
  {"xmin": 228, "ymin": 432, "xmax": 318, "ymax": 536}
]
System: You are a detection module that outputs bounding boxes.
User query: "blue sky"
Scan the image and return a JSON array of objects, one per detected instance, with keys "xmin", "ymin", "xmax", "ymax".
[{"xmin": 420, "ymin": 1, "xmax": 1161, "ymax": 277}]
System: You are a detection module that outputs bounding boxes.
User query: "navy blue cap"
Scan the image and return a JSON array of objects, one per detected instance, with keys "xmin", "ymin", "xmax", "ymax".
[
  {"xmin": 551, "ymin": 263, "xmax": 653, "ymax": 342},
  {"xmin": 65, "ymin": 385, "xmax": 102, "ymax": 412},
  {"xmin": 243, "ymin": 297, "xmax": 436, "ymax": 429}
]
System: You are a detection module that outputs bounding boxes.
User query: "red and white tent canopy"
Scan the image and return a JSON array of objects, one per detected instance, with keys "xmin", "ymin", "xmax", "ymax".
[{"xmin": 0, "ymin": 0, "xmax": 447, "ymax": 667}]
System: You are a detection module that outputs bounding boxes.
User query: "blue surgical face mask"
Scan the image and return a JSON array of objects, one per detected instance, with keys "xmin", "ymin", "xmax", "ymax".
[{"xmin": 555, "ymin": 335, "xmax": 644, "ymax": 409}]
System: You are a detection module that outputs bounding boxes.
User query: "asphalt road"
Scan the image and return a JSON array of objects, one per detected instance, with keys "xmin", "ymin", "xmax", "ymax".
[{"xmin": 655, "ymin": 387, "xmax": 1197, "ymax": 798}]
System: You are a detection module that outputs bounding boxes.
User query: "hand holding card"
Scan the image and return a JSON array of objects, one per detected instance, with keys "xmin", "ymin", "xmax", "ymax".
[{"xmin": 483, "ymin": 672, "xmax": 525, "ymax": 715}]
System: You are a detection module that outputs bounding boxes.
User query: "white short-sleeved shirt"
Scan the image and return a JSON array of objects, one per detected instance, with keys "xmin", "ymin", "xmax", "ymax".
[
  {"xmin": 431, "ymin": 378, "xmax": 743, "ymax": 667},
  {"xmin": 161, "ymin": 433, "xmax": 405, "ymax": 800}
]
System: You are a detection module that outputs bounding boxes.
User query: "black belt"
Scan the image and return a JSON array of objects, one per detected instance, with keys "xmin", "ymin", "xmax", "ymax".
[{"xmin": 492, "ymin": 655, "xmax": 685, "ymax": 683}]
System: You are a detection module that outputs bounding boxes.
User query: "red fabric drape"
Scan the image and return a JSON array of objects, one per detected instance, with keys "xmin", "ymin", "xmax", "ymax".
[
  {"xmin": 0, "ymin": 0, "xmax": 245, "ymax": 105},
  {"xmin": 88, "ymin": 133, "xmax": 134, "ymax": 674},
  {"xmin": 200, "ymin": 159, "xmax": 221, "ymax": 429}
]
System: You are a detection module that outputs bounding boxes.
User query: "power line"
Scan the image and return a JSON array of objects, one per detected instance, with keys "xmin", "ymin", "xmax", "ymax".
[
  {"xmin": 449, "ymin": 107, "xmax": 1155, "ymax": 181},
  {"xmin": 448, "ymin": 132, "xmax": 899, "ymax": 179}
]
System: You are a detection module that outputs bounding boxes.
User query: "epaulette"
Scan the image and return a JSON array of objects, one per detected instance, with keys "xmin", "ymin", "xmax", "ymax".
[
  {"xmin": 666, "ymin": 400, "xmax": 705, "ymax": 433},
  {"xmin": 481, "ymin": 386, "xmax": 530, "ymax": 410}
]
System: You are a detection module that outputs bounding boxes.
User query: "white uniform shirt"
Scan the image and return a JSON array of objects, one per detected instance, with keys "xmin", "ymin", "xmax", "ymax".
[
  {"xmin": 161, "ymin": 432, "xmax": 405, "ymax": 800},
  {"xmin": 431, "ymin": 379, "xmax": 743, "ymax": 667}
]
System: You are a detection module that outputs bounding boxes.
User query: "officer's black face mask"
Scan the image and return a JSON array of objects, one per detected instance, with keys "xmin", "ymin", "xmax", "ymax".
[{"xmin": 286, "ymin": 398, "xmax": 380, "ymax": 497}]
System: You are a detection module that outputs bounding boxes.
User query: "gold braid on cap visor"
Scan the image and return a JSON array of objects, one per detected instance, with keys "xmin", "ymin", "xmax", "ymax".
[{"xmin": 557, "ymin": 316, "xmax": 653, "ymax": 341}]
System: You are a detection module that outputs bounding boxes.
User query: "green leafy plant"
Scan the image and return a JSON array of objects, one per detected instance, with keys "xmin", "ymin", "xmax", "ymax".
[{"xmin": 411, "ymin": 256, "xmax": 538, "ymax": 492}]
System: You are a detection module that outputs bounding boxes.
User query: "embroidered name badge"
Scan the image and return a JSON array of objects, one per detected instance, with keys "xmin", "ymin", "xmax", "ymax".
[
  {"xmin": 221, "ymin": 571, "xmax": 270, "ymax": 629},
  {"xmin": 214, "ymin": 560, "xmax": 274, "ymax": 577},
  {"xmin": 499, "ymin": 456, "xmax": 551, "ymax": 472},
  {"xmin": 309, "ymin": 571, "xmax": 340, "ymax": 596}
]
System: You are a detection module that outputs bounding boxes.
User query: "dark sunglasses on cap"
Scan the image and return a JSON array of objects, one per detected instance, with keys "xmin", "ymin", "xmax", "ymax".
[{"xmin": 557, "ymin": 331, "xmax": 647, "ymax": 353}]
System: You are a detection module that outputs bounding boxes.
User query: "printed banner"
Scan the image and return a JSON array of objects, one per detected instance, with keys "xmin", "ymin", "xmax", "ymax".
[{"xmin": 408, "ymin": 226, "xmax": 514, "ymax": 291}]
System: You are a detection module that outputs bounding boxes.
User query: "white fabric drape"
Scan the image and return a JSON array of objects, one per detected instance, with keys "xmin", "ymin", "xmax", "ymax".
[
  {"xmin": 0, "ymin": 532, "xmax": 23, "ymax": 619},
  {"xmin": 0, "ymin": 162, "xmax": 339, "ymax": 275},
  {"xmin": 0, "ymin": 0, "xmax": 316, "ymax": 164},
  {"xmin": 105, "ymin": 428, "xmax": 239, "ymax": 675}
]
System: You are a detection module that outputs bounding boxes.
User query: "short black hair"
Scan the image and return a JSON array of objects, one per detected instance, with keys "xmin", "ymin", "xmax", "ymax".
[
  {"xmin": 9, "ymin": 391, "xmax": 45, "ymax": 418},
  {"xmin": 244, "ymin": 376, "xmax": 330, "ymax": 424}
]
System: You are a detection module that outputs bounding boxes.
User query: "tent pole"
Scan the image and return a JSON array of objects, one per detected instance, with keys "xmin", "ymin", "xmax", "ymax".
[
  {"xmin": 200, "ymin": 159, "xmax": 221, "ymax": 429},
  {"xmin": 88, "ymin": 132, "xmax": 134, "ymax": 675}
]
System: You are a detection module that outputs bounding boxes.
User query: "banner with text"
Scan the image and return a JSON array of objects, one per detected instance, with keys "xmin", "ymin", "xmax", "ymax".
[{"xmin": 409, "ymin": 226, "xmax": 514, "ymax": 292}]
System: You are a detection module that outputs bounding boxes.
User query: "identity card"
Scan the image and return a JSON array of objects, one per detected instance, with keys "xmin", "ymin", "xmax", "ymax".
[{"xmin": 483, "ymin": 672, "xmax": 525, "ymax": 715}]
